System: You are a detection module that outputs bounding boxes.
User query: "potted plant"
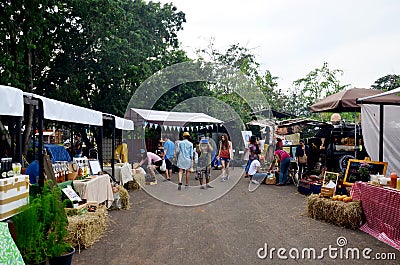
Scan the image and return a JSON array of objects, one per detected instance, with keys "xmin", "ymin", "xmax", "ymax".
[{"xmin": 12, "ymin": 182, "xmax": 74, "ymax": 265}]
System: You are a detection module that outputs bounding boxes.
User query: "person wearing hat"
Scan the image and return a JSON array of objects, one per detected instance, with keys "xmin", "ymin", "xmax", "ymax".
[
  {"xmin": 138, "ymin": 148, "xmax": 163, "ymax": 179},
  {"xmin": 196, "ymin": 135, "xmax": 214, "ymax": 189},
  {"xmin": 176, "ymin": 131, "xmax": 193, "ymax": 190}
]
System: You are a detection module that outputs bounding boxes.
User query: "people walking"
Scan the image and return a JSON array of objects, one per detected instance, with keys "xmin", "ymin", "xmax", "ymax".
[
  {"xmin": 163, "ymin": 136, "xmax": 175, "ymax": 181},
  {"xmin": 177, "ymin": 132, "xmax": 193, "ymax": 190},
  {"xmin": 217, "ymin": 133, "xmax": 232, "ymax": 182},
  {"xmin": 196, "ymin": 135, "xmax": 214, "ymax": 189}
]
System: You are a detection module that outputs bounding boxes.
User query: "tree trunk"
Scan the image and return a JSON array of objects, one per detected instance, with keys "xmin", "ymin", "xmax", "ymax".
[{"xmin": 22, "ymin": 49, "xmax": 35, "ymax": 158}]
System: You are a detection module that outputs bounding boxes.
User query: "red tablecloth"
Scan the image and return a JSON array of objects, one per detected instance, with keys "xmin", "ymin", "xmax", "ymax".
[{"xmin": 351, "ymin": 181, "xmax": 400, "ymax": 250}]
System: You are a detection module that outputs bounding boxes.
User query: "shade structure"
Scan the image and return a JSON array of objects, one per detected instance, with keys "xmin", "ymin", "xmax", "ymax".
[
  {"xmin": 115, "ymin": 116, "xmax": 134, "ymax": 130},
  {"xmin": 24, "ymin": 93, "xmax": 103, "ymax": 126},
  {"xmin": 0, "ymin": 85, "xmax": 24, "ymax": 116},
  {"xmin": 310, "ymin": 88, "xmax": 383, "ymax": 113},
  {"xmin": 128, "ymin": 108, "xmax": 223, "ymax": 125},
  {"xmin": 357, "ymin": 87, "xmax": 400, "ymax": 173},
  {"xmin": 356, "ymin": 87, "xmax": 400, "ymax": 104}
]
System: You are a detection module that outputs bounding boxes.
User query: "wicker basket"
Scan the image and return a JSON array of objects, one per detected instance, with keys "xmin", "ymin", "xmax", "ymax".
[{"xmin": 265, "ymin": 176, "xmax": 276, "ymax": 185}]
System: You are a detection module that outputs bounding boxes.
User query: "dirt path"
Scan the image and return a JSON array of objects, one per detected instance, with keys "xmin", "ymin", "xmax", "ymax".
[{"xmin": 72, "ymin": 169, "xmax": 399, "ymax": 265}]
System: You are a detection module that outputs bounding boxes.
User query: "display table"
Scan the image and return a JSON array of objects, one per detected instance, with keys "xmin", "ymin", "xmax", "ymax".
[
  {"xmin": 103, "ymin": 163, "xmax": 133, "ymax": 185},
  {"xmin": 73, "ymin": 174, "xmax": 113, "ymax": 207},
  {"xmin": 351, "ymin": 181, "xmax": 400, "ymax": 250}
]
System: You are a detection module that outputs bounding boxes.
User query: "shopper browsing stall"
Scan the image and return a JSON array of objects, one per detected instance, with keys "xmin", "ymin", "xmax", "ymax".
[
  {"xmin": 270, "ymin": 148, "xmax": 291, "ymax": 186},
  {"xmin": 73, "ymin": 134, "xmax": 83, "ymax": 158},
  {"xmin": 138, "ymin": 149, "xmax": 163, "ymax": 179},
  {"xmin": 114, "ymin": 140, "xmax": 128, "ymax": 163},
  {"xmin": 296, "ymin": 139, "xmax": 309, "ymax": 178}
]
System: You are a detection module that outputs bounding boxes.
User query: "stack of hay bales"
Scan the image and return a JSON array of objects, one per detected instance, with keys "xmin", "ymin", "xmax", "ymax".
[
  {"xmin": 306, "ymin": 194, "xmax": 363, "ymax": 229},
  {"xmin": 65, "ymin": 205, "xmax": 108, "ymax": 252}
]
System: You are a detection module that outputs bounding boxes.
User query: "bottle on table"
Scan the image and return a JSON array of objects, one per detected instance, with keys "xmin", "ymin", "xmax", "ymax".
[{"xmin": 390, "ymin": 171, "xmax": 397, "ymax": 188}]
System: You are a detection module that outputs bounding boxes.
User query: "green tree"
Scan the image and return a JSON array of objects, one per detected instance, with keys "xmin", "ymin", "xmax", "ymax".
[
  {"xmin": 287, "ymin": 62, "xmax": 349, "ymax": 117},
  {"xmin": 0, "ymin": 0, "xmax": 71, "ymax": 155},
  {"xmin": 371, "ymin": 74, "xmax": 400, "ymax": 91},
  {"xmin": 196, "ymin": 42, "xmax": 279, "ymax": 124},
  {"xmin": 1, "ymin": 0, "xmax": 187, "ymax": 155}
]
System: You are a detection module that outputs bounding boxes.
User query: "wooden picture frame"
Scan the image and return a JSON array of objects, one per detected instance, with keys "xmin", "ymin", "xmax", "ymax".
[
  {"xmin": 321, "ymin": 171, "xmax": 339, "ymax": 197},
  {"xmin": 343, "ymin": 159, "xmax": 388, "ymax": 186},
  {"xmin": 323, "ymin": 172, "xmax": 339, "ymax": 187},
  {"xmin": 88, "ymin": 159, "xmax": 102, "ymax": 175}
]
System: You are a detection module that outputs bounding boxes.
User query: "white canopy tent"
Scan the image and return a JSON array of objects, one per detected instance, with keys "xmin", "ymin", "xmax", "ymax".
[
  {"xmin": 115, "ymin": 116, "xmax": 134, "ymax": 131},
  {"xmin": 357, "ymin": 87, "xmax": 400, "ymax": 175},
  {"xmin": 24, "ymin": 93, "xmax": 103, "ymax": 126},
  {"xmin": 0, "ymin": 85, "xmax": 24, "ymax": 116},
  {"xmin": 128, "ymin": 108, "xmax": 223, "ymax": 125}
]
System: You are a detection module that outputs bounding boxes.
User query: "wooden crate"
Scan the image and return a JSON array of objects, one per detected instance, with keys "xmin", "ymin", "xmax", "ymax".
[
  {"xmin": 0, "ymin": 175, "xmax": 30, "ymax": 221},
  {"xmin": 320, "ymin": 186, "xmax": 335, "ymax": 198}
]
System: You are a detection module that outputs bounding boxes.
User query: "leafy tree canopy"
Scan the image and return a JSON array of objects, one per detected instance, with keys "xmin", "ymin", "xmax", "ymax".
[{"xmin": 371, "ymin": 74, "xmax": 400, "ymax": 91}]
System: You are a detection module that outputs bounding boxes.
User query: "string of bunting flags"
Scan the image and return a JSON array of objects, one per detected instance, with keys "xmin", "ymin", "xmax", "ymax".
[{"xmin": 142, "ymin": 122, "xmax": 223, "ymax": 131}]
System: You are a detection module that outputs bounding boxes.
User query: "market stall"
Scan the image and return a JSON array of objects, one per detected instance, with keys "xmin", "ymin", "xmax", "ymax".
[
  {"xmin": 0, "ymin": 86, "xmax": 29, "ymax": 221},
  {"xmin": 356, "ymin": 87, "xmax": 400, "ymax": 174},
  {"xmin": 125, "ymin": 108, "xmax": 223, "ymax": 161}
]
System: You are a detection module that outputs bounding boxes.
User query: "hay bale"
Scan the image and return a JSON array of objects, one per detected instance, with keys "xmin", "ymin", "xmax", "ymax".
[
  {"xmin": 124, "ymin": 173, "xmax": 144, "ymax": 190},
  {"xmin": 119, "ymin": 185, "xmax": 130, "ymax": 210},
  {"xmin": 65, "ymin": 205, "xmax": 108, "ymax": 252},
  {"xmin": 306, "ymin": 194, "xmax": 363, "ymax": 229}
]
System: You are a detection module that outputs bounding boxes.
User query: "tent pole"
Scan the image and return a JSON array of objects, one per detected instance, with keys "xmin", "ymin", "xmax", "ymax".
[
  {"xmin": 111, "ymin": 116, "xmax": 116, "ymax": 179},
  {"xmin": 37, "ymin": 99, "xmax": 45, "ymax": 188},
  {"xmin": 379, "ymin": 105, "xmax": 384, "ymax": 162},
  {"xmin": 354, "ymin": 110, "xmax": 357, "ymax": 159}
]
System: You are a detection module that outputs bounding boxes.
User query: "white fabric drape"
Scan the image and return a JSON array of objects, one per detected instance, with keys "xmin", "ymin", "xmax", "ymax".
[
  {"xmin": 0, "ymin": 85, "xmax": 24, "ymax": 116},
  {"xmin": 361, "ymin": 104, "xmax": 400, "ymax": 175}
]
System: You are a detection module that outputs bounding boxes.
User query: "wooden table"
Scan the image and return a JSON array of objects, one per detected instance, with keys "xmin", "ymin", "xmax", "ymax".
[{"xmin": 73, "ymin": 174, "xmax": 114, "ymax": 207}]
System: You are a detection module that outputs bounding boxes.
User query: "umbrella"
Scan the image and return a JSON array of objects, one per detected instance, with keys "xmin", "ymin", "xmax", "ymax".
[
  {"xmin": 310, "ymin": 88, "xmax": 383, "ymax": 160},
  {"xmin": 310, "ymin": 88, "xmax": 383, "ymax": 113}
]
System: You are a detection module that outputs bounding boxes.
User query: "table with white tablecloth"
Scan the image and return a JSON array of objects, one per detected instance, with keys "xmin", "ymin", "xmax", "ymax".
[
  {"xmin": 73, "ymin": 174, "xmax": 114, "ymax": 206},
  {"xmin": 103, "ymin": 163, "xmax": 133, "ymax": 185}
]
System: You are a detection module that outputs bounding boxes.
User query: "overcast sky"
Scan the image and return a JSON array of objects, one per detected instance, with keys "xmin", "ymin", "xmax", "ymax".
[{"xmin": 158, "ymin": 0, "xmax": 400, "ymax": 92}]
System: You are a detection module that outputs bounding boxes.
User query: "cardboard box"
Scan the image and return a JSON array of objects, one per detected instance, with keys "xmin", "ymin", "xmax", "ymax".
[{"xmin": 0, "ymin": 175, "xmax": 30, "ymax": 221}]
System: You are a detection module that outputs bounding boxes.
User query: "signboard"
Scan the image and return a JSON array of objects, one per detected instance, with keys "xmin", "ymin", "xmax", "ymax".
[
  {"xmin": 343, "ymin": 159, "xmax": 388, "ymax": 186},
  {"xmin": 62, "ymin": 185, "xmax": 82, "ymax": 202}
]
